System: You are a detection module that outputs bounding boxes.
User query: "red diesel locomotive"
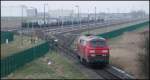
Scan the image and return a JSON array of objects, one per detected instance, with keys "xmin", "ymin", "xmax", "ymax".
[{"xmin": 76, "ymin": 34, "xmax": 110, "ymax": 65}]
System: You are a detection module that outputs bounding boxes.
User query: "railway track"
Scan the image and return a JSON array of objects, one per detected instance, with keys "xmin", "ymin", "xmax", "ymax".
[
  {"xmin": 53, "ymin": 34, "xmax": 134, "ymax": 79},
  {"xmin": 54, "ymin": 33, "xmax": 135, "ymax": 79},
  {"xmin": 52, "ymin": 31, "xmax": 129, "ymax": 79},
  {"xmin": 50, "ymin": 18, "xmax": 140, "ymax": 79},
  {"xmin": 94, "ymin": 69, "xmax": 119, "ymax": 79},
  {"xmin": 13, "ymin": 18, "xmax": 143, "ymax": 79},
  {"xmin": 7, "ymin": 18, "xmax": 137, "ymax": 79}
]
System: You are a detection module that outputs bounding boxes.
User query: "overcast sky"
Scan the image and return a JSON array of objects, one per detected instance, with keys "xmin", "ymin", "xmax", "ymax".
[{"xmin": 1, "ymin": 1, "xmax": 149, "ymax": 14}]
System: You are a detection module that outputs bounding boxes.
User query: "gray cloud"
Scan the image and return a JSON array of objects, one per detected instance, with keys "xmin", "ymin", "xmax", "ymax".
[{"xmin": 1, "ymin": 1, "xmax": 149, "ymax": 14}]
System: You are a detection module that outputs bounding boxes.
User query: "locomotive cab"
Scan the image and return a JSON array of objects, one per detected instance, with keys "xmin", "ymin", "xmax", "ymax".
[{"xmin": 76, "ymin": 34, "xmax": 110, "ymax": 65}]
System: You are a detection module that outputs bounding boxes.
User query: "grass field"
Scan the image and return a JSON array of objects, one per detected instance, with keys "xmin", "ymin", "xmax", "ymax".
[
  {"xmin": 4, "ymin": 51, "xmax": 87, "ymax": 79},
  {"xmin": 71, "ymin": 21, "xmax": 148, "ymax": 51},
  {"xmin": 2, "ymin": 21, "xmax": 148, "ymax": 79},
  {"xmin": 1, "ymin": 35, "xmax": 43, "ymax": 59},
  {"xmin": 82, "ymin": 20, "xmax": 148, "ymax": 35},
  {"xmin": 107, "ymin": 24, "xmax": 149, "ymax": 44},
  {"xmin": 108, "ymin": 26, "xmax": 149, "ymax": 79}
]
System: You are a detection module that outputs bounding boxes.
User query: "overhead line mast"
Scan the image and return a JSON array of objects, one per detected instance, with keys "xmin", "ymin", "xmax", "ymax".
[
  {"xmin": 44, "ymin": 4, "xmax": 46, "ymax": 25},
  {"xmin": 95, "ymin": 6, "xmax": 97, "ymax": 25},
  {"xmin": 88, "ymin": 9, "xmax": 90, "ymax": 34},
  {"xmin": 20, "ymin": 5, "xmax": 24, "ymax": 47},
  {"xmin": 61, "ymin": 8, "xmax": 63, "ymax": 29},
  {"xmin": 75, "ymin": 5, "xmax": 81, "ymax": 28}
]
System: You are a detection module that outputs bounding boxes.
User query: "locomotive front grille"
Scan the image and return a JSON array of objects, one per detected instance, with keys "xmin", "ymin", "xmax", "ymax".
[{"xmin": 88, "ymin": 54, "xmax": 109, "ymax": 63}]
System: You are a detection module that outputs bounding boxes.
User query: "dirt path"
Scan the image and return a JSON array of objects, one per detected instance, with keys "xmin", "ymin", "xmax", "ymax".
[{"xmin": 109, "ymin": 27, "xmax": 149, "ymax": 79}]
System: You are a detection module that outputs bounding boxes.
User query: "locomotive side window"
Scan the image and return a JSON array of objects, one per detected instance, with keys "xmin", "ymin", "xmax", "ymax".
[
  {"xmin": 90, "ymin": 39, "xmax": 106, "ymax": 47},
  {"xmin": 80, "ymin": 39, "xmax": 86, "ymax": 46},
  {"xmin": 83, "ymin": 40, "xmax": 86, "ymax": 46}
]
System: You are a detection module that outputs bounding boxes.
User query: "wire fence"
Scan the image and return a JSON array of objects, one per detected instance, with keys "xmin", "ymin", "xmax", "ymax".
[
  {"xmin": 97, "ymin": 21, "xmax": 149, "ymax": 39},
  {"xmin": 1, "ymin": 31, "xmax": 14, "ymax": 44},
  {"xmin": 1, "ymin": 20, "xmax": 149, "ymax": 78},
  {"xmin": 0, "ymin": 41, "xmax": 51, "ymax": 78}
]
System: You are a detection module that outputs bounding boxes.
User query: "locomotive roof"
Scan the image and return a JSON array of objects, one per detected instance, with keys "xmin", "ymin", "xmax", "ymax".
[{"xmin": 79, "ymin": 35, "xmax": 106, "ymax": 41}]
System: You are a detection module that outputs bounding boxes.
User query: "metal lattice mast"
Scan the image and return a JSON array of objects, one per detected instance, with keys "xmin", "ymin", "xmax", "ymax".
[
  {"xmin": 20, "ymin": 5, "xmax": 24, "ymax": 47},
  {"xmin": 88, "ymin": 9, "xmax": 90, "ymax": 34},
  {"xmin": 61, "ymin": 8, "xmax": 63, "ymax": 29},
  {"xmin": 95, "ymin": 6, "xmax": 97, "ymax": 25},
  {"xmin": 71, "ymin": 7, "xmax": 74, "ymax": 27},
  {"xmin": 75, "ymin": 5, "xmax": 81, "ymax": 28},
  {"xmin": 44, "ymin": 4, "xmax": 46, "ymax": 25}
]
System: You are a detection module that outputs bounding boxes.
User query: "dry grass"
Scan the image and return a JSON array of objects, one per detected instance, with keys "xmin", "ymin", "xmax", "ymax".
[
  {"xmin": 109, "ymin": 26, "xmax": 149, "ymax": 79},
  {"xmin": 1, "ymin": 35, "xmax": 43, "ymax": 59},
  {"xmin": 4, "ymin": 51, "xmax": 87, "ymax": 79},
  {"xmin": 80, "ymin": 20, "xmax": 149, "ymax": 79},
  {"xmin": 82, "ymin": 20, "xmax": 147, "ymax": 35},
  {"xmin": 138, "ymin": 32, "xmax": 149, "ymax": 79}
]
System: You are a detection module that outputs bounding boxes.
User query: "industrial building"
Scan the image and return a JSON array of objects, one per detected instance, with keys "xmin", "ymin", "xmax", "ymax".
[{"xmin": 1, "ymin": 6, "xmax": 28, "ymax": 17}]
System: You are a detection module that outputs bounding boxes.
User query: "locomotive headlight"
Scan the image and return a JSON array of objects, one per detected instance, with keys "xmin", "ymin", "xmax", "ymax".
[
  {"xmin": 54, "ymin": 39, "xmax": 58, "ymax": 42},
  {"xmin": 89, "ymin": 50, "xmax": 95, "ymax": 53},
  {"xmin": 102, "ymin": 50, "xmax": 108, "ymax": 53},
  {"xmin": 90, "ymin": 54, "xmax": 96, "ymax": 57}
]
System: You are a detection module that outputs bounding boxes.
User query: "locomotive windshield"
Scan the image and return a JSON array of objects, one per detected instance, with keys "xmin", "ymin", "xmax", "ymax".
[{"xmin": 90, "ymin": 39, "xmax": 106, "ymax": 47}]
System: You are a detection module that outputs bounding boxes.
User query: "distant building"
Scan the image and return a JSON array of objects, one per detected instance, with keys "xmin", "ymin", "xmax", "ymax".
[
  {"xmin": 48, "ymin": 9, "xmax": 74, "ymax": 18},
  {"xmin": 1, "ymin": 6, "xmax": 27, "ymax": 17},
  {"xmin": 27, "ymin": 8, "xmax": 38, "ymax": 17},
  {"xmin": 129, "ymin": 10, "xmax": 147, "ymax": 18},
  {"xmin": 37, "ymin": 12, "xmax": 49, "ymax": 18}
]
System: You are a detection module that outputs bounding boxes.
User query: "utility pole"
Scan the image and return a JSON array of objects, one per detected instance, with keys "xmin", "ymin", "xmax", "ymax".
[
  {"xmin": 75, "ymin": 5, "xmax": 81, "ymax": 28},
  {"xmin": 44, "ymin": 4, "xmax": 46, "ymax": 25},
  {"xmin": 117, "ymin": 8, "xmax": 120, "ymax": 21},
  {"xmin": 98, "ymin": 11, "xmax": 100, "ymax": 22},
  {"xmin": 48, "ymin": 5, "xmax": 50, "ymax": 27},
  {"xmin": 95, "ymin": 6, "xmax": 97, "ymax": 25},
  {"xmin": 71, "ymin": 8, "xmax": 74, "ymax": 27},
  {"xmin": 61, "ymin": 8, "xmax": 63, "ymax": 29},
  {"xmin": 88, "ymin": 9, "xmax": 90, "ymax": 34},
  {"xmin": 32, "ymin": 18, "xmax": 34, "ymax": 43},
  {"xmin": 106, "ymin": 8, "xmax": 108, "ymax": 33},
  {"xmin": 58, "ymin": 16, "xmax": 61, "ymax": 26},
  {"xmin": 32, "ymin": 7, "xmax": 34, "ymax": 44},
  {"xmin": 20, "ymin": 5, "xmax": 24, "ymax": 47},
  {"xmin": 107, "ymin": 8, "xmax": 109, "ymax": 23},
  {"xmin": 79, "ymin": 7, "xmax": 81, "ymax": 28}
]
